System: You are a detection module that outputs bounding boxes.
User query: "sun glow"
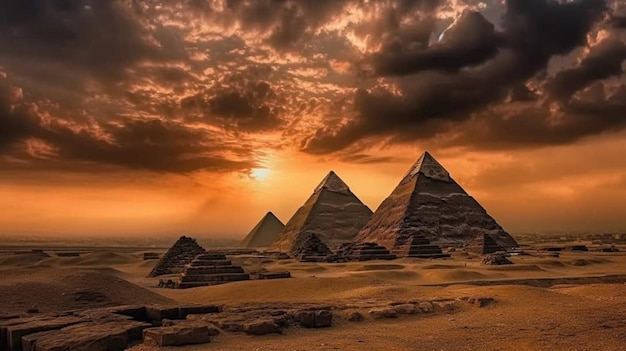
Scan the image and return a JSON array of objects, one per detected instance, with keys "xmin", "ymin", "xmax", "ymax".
[{"xmin": 250, "ymin": 168, "xmax": 271, "ymax": 181}]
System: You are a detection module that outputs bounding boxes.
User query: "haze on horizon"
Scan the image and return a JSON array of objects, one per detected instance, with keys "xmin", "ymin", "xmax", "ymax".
[{"xmin": 1, "ymin": 0, "xmax": 626, "ymax": 239}]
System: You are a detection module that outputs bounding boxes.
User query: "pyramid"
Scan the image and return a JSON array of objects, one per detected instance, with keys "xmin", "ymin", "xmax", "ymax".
[
  {"xmin": 175, "ymin": 253, "xmax": 250, "ymax": 288},
  {"xmin": 240, "ymin": 212, "xmax": 285, "ymax": 248},
  {"xmin": 293, "ymin": 233, "xmax": 333, "ymax": 262},
  {"xmin": 336, "ymin": 242, "xmax": 397, "ymax": 261},
  {"xmin": 357, "ymin": 152, "xmax": 518, "ymax": 254},
  {"xmin": 269, "ymin": 171, "xmax": 373, "ymax": 253},
  {"xmin": 148, "ymin": 236, "xmax": 206, "ymax": 277},
  {"xmin": 467, "ymin": 233, "xmax": 505, "ymax": 254},
  {"xmin": 394, "ymin": 234, "xmax": 450, "ymax": 258}
]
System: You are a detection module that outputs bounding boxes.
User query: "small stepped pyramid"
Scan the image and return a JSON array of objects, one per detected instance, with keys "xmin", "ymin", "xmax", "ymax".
[
  {"xmin": 293, "ymin": 234, "xmax": 333, "ymax": 262},
  {"xmin": 467, "ymin": 233, "xmax": 504, "ymax": 254},
  {"xmin": 148, "ymin": 236, "xmax": 206, "ymax": 277},
  {"xmin": 177, "ymin": 253, "xmax": 250, "ymax": 288},
  {"xmin": 393, "ymin": 235, "xmax": 449, "ymax": 259},
  {"xmin": 336, "ymin": 242, "xmax": 397, "ymax": 261}
]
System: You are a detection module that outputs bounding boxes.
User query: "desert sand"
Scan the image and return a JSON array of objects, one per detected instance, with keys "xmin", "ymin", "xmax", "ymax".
[{"xmin": 1, "ymin": 244, "xmax": 625, "ymax": 350}]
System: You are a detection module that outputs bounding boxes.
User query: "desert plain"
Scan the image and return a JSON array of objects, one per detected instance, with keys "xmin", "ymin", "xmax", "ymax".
[{"xmin": 1, "ymin": 238, "xmax": 625, "ymax": 351}]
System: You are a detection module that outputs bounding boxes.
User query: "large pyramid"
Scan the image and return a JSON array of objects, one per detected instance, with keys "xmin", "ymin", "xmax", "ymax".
[
  {"xmin": 269, "ymin": 171, "xmax": 373, "ymax": 253},
  {"xmin": 357, "ymin": 152, "xmax": 518, "ymax": 253},
  {"xmin": 240, "ymin": 212, "xmax": 285, "ymax": 248}
]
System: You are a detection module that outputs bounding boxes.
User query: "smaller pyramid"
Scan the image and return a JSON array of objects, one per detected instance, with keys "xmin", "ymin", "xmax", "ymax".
[
  {"xmin": 176, "ymin": 253, "xmax": 250, "ymax": 288},
  {"xmin": 270, "ymin": 171, "xmax": 373, "ymax": 253},
  {"xmin": 148, "ymin": 236, "xmax": 206, "ymax": 277},
  {"xmin": 393, "ymin": 235, "xmax": 450, "ymax": 259},
  {"xmin": 336, "ymin": 242, "xmax": 397, "ymax": 261},
  {"xmin": 293, "ymin": 234, "xmax": 333, "ymax": 262},
  {"xmin": 240, "ymin": 212, "xmax": 285, "ymax": 248},
  {"xmin": 467, "ymin": 233, "xmax": 504, "ymax": 254}
]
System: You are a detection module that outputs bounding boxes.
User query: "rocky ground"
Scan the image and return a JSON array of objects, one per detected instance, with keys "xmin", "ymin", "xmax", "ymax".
[{"xmin": 0, "ymin": 244, "xmax": 625, "ymax": 350}]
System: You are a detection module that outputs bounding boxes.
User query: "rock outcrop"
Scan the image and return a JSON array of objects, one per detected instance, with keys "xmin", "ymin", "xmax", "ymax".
[
  {"xmin": 357, "ymin": 152, "xmax": 518, "ymax": 254},
  {"xmin": 148, "ymin": 236, "xmax": 206, "ymax": 278}
]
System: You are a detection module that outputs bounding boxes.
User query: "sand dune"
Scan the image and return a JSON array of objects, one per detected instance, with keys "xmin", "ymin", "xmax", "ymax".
[
  {"xmin": 0, "ymin": 266, "xmax": 172, "ymax": 314},
  {"xmin": 2, "ymin": 244, "xmax": 626, "ymax": 350},
  {"xmin": 353, "ymin": 263, "xmax": 405, "ymax": 271}
]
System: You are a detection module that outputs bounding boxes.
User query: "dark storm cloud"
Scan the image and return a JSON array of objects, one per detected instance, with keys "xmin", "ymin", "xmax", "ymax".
[
  {"xmin": 303, "ymin": 0, "xmax": 618, "ymax": 155},
  {"xmin": 225, "ymin": 0, "xmax": 350, "ymax": 50},
  {"xmin": 41, "ymin": 118, "xmax": 254, "ymax": 173},
  {"xmin": 546, "ymin": 38, "xmax": 626, "ymax": 102},
  {"xmin": 371, "ymin": 11, "xmax": 503, "ymax": 76},
  {"xmin": 0, "ymin": 76, "xmax": 254, "ymax": 173},
  {"xmin": 0, "ymin": 1, "xmax": 162, "ymax": 83},
  {"xmin": 181, "ymin": 78, "xmax": 283, "ymax": 132},
  {"xmin": 447, "ymin": 85, "xmax": 626, "ymax": 150},
  {"xmin": 0, "ymin": 79, "xmax": 40, "ymax": 152}
]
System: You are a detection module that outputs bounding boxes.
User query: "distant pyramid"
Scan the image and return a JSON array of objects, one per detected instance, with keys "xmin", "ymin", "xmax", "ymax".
[
  {"xmin": 240, "ymin": 212, "xmax": 285, "ymax": 248},
  {"xmin": 467, "ymin": 233, "xmax": 505, "ymax": 254},
  {"xmin": 357, "ymin": 152, "xmax": 518, "ymax": 254},
  {"xmin": 269, "ymin": 171, "xmax": 373, "ymax": 253},
  {"xmin": 148, "ymin": 236, "xmax": 206, "ymax": 277}
]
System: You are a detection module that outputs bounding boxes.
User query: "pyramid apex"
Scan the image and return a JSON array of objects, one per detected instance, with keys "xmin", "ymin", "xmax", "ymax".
[
  {"xmin": 314, "ymin": 170, "xmax": 350, "ymax": 194},
  {"xmin": 402, "ymin": 151, "xmax": 451, "ymax": 183}
]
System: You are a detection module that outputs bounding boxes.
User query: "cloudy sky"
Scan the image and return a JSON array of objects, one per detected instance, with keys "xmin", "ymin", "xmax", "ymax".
[{"xmin": 1, "ymin": 0, "xmax": 626, "ymax": 238}]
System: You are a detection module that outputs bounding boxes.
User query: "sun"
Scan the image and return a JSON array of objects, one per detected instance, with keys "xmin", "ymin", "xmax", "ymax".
[{"xmin": 250, "ymin": 168, "xmax": 271, "ymax": 181}]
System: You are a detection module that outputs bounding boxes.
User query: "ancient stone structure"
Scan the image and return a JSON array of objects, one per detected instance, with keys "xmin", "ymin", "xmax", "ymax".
[
  {"xmin": 240, "ymin": 212, "xmax": 285, "ymax": 248},
  {"xmin": 335, "ymin": 242, "xmax": 397, "ymax": 261},
  {"xmin": 391, "ymin": 235, "xmax": 449, "ymax": 258},
  {"xmin": 269, "ymin": 171, "xmax": 373, "ymax": 253},
  {"xmin": 250, "ymin": 271, "xmax": 292, "ymax": 280},
  {"xmin": 148, "ymin": 236, "xmax": 206, "ymax": 278},
  {"xmin": 0, "ymin": 304, "xmax": 223, "ymax": 351},
  {"xmin": 292, "ymin": 234, "xmax": 333, "ymax": 262},
  {"xmin": 176, "ymin": 253, "xmax": 250, "ymax": 289},
  {"xmin": 467, "ymin": 233, "xmax": 504, "ymax": 254},
  {"xmin": 357, "ymin": 152, "xmax": 518, "ymax": 256},
  {"xmin": 481, "ymin": 254, "xmax": 513, "ymax": 265}
]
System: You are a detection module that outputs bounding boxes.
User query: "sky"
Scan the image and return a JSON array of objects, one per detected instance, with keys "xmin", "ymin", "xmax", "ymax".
[{"xmin": 1, "ymin": 0, "xmax": 626, "ymax": 239}]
